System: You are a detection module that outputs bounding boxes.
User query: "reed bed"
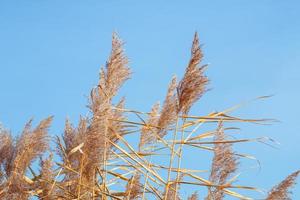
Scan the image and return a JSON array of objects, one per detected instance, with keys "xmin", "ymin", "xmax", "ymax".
[{"xmin": 0, "ymin": 32, "xmax": 298, "ymax": 200}]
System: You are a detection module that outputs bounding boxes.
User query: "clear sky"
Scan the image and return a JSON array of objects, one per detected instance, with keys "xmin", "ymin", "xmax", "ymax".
[{"xmin": 1, "ymin": 0, "xmax": 300, "ymax": 199}]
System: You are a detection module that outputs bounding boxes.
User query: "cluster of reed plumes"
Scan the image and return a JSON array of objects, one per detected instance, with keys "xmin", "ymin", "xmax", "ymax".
[{"xmin": 0, "ymin": 32, "xmax": 299, "ymax": 200}]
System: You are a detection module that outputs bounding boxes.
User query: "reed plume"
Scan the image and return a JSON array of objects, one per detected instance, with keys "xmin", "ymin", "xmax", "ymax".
[
  {"xmin": 12, "ymin": 117, "xmax": 52, "ymax": 176},
  {"xmin": 0, "ymin": 32, "xmax": 297, "ymax": 200},
  {"xmin": 177, "ymin": 32, "xmax": 208, "ymax": 114},
  {"xmin": 0, "ymin": 128, "xmax": 14, "ymax": 180},
  {"xmin": 157, "ymin": 76, "xmax": 178, "ymax": 138},
  {"xmin": 266, "ymin": 170, "xmax": 300, "ymax": 200},
  {"xmin": 188, "ymin": 192, "xmax": 199, "ymax": 200},
  {"xmin": 57, "ymin": 117, "xmax": 88, "ymax": 198},
  {"xmin": 36, "ymin": 154, "xmax": 56, "ymax": 200},
  {"xmin": 0, "ymin": 117, "xmax": 52, "ymax": 200},
  {"xmin": 55, "ymin": 33, "xmax": 131, "ymax": 198},
  {"xmin": 206, "ymin": 123, "xmax": 238, "ymax": 200},
  {"xmin": 83, "ymin": 32, "xmax": 130, "ymax": 185},
  {"xmin": 138, "ymin": 102, "xmax": 160, "ymax": 150},
  {"xmin": 163, "ymin": 176, "xmax": 182, "ymax": 200},
  {"xmin": 108, "ymin": 97, "xmax": 128, "ymax": 146},
  {"xmin": 124, "ymin": 173, "xmax": 142, "ymax": 200}
]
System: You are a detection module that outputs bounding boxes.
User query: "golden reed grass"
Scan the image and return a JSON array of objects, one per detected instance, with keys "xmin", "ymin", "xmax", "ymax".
[{"xmin": 0, "ymin": 32, "xmax": 299, "ymax": 200}]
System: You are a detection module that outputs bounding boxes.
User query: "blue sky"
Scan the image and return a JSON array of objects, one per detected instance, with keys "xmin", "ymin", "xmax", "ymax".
[{"xmin": 1, "ymin": 0, "xmax": 300, "ymax": 199}]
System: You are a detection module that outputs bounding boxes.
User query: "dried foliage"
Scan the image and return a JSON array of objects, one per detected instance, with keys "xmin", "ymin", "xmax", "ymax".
[
  {"xmin": 158, "ymin": 76, "xmax": 178, "ymax": 138},
  {"xmin": 188, "ymin": 192, "xmax": 199, "ymax": 200},
  {"xmin": 177, "ymin": 32, "xmax": 208, "ymax": 114},
  {"xmin": 0, "ymin": 128, "xmax": 14, "ymax": 179},
  {"xmin": 84, "ymin": 33, "xmax": 130, "ymax": 192},
  {"xmin": 125, "ymin": 173, "xmax": 142, "ymax": 200},
  {"xmin": 206, "ymin": 123, "xmax": 238, "ymax": 200},
  {"xmin": 266, "ymin": 170, "xmax": 300, "ymax": 200},
  {"xmin": 139, "ymin": 102, "xmax": 160, "ymax": 150},
  {"xmin": 0, "ymin": 33, "xmax": 298, "ymax": 200},
  {"xmin": 37, "ymin": 154, "xmax": 56, "ymax": 200},
  {"xmin": 164, "ymin": 176, "xmax": 182, "ymax": 200},
  {"xmin": 0, "ymin": 117, "xmax": 52, "ymax": 200}
]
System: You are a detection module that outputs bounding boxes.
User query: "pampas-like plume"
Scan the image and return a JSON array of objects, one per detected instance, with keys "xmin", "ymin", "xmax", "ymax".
[
  {"xmin": 99, "ymin": 33, "xmax": 131, "ymax": 100},
  {"xmin": 177, "ymin": 32, "xmax": 208, "ymax": 114},
  {"xmin": 188, "ymin": 192, "xmax": 199, "ymax": 200},
  {"xmin": 37, "ymin": 154, "xmax": 55, "ymax": 200},
  {"xmin": 108, "ymin": 97, "xmax": 127, "ymax": 145},
  {"xmin": 0, "ymin": 32, "xmax": 298, "ymax": 200},
  {"xmin": 60, "ymin": 117, "xmax": 87, "ymax": 165},
  {"xmin": 124, "ymin": 173, "xmax": 142, "ymax": 200},
  {"xmin": 0, "ymin": 128, "xmax": 14, "ymax": 179},
  {"xmin": 89, "ymin": 32, "xmax": 131, "ymax": 113},
  {"xmin": 3, "ymin": 117, "xmax": 53, "ymax": 200},
  {"xmin": 0, "ymin": 127, "xmax": 15, "ymax": 199},
  {"xmin": 58, "ymin": 117, "xmax": 88, "ymax": 198},
  {"xmin": 62, "ymin": 118, "xmax": 76, "ymax": 156},
  {"xmin": 163, "ymin": 177, "xmax": 182, "ymax": 200},
  {"xmin": 266, "ymin": 170, "xmax": 300, "ymax": 200},
  {"xmin": 139, "ymin": 102, "xmax": 160, "ymax": 150},
  {"xmin": 11, "ymin": 117, "xmax": 53, "ymax": 175},
  {"xmin": 206, "ymin": 123, "xmax": 238, "ymax": 200},
  {"xmin": 157, "ymin": 76, "xmax": 178, "ymax": 138},
  {"xmin": 79, "ymin": 33, "xmax": 131, "ymax": 192}
]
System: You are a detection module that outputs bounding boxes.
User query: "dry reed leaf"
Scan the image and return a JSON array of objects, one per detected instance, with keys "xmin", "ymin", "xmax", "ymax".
[{"xmin": 68, "ymin": 142, "xmax": 84, "ymax": 155}]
